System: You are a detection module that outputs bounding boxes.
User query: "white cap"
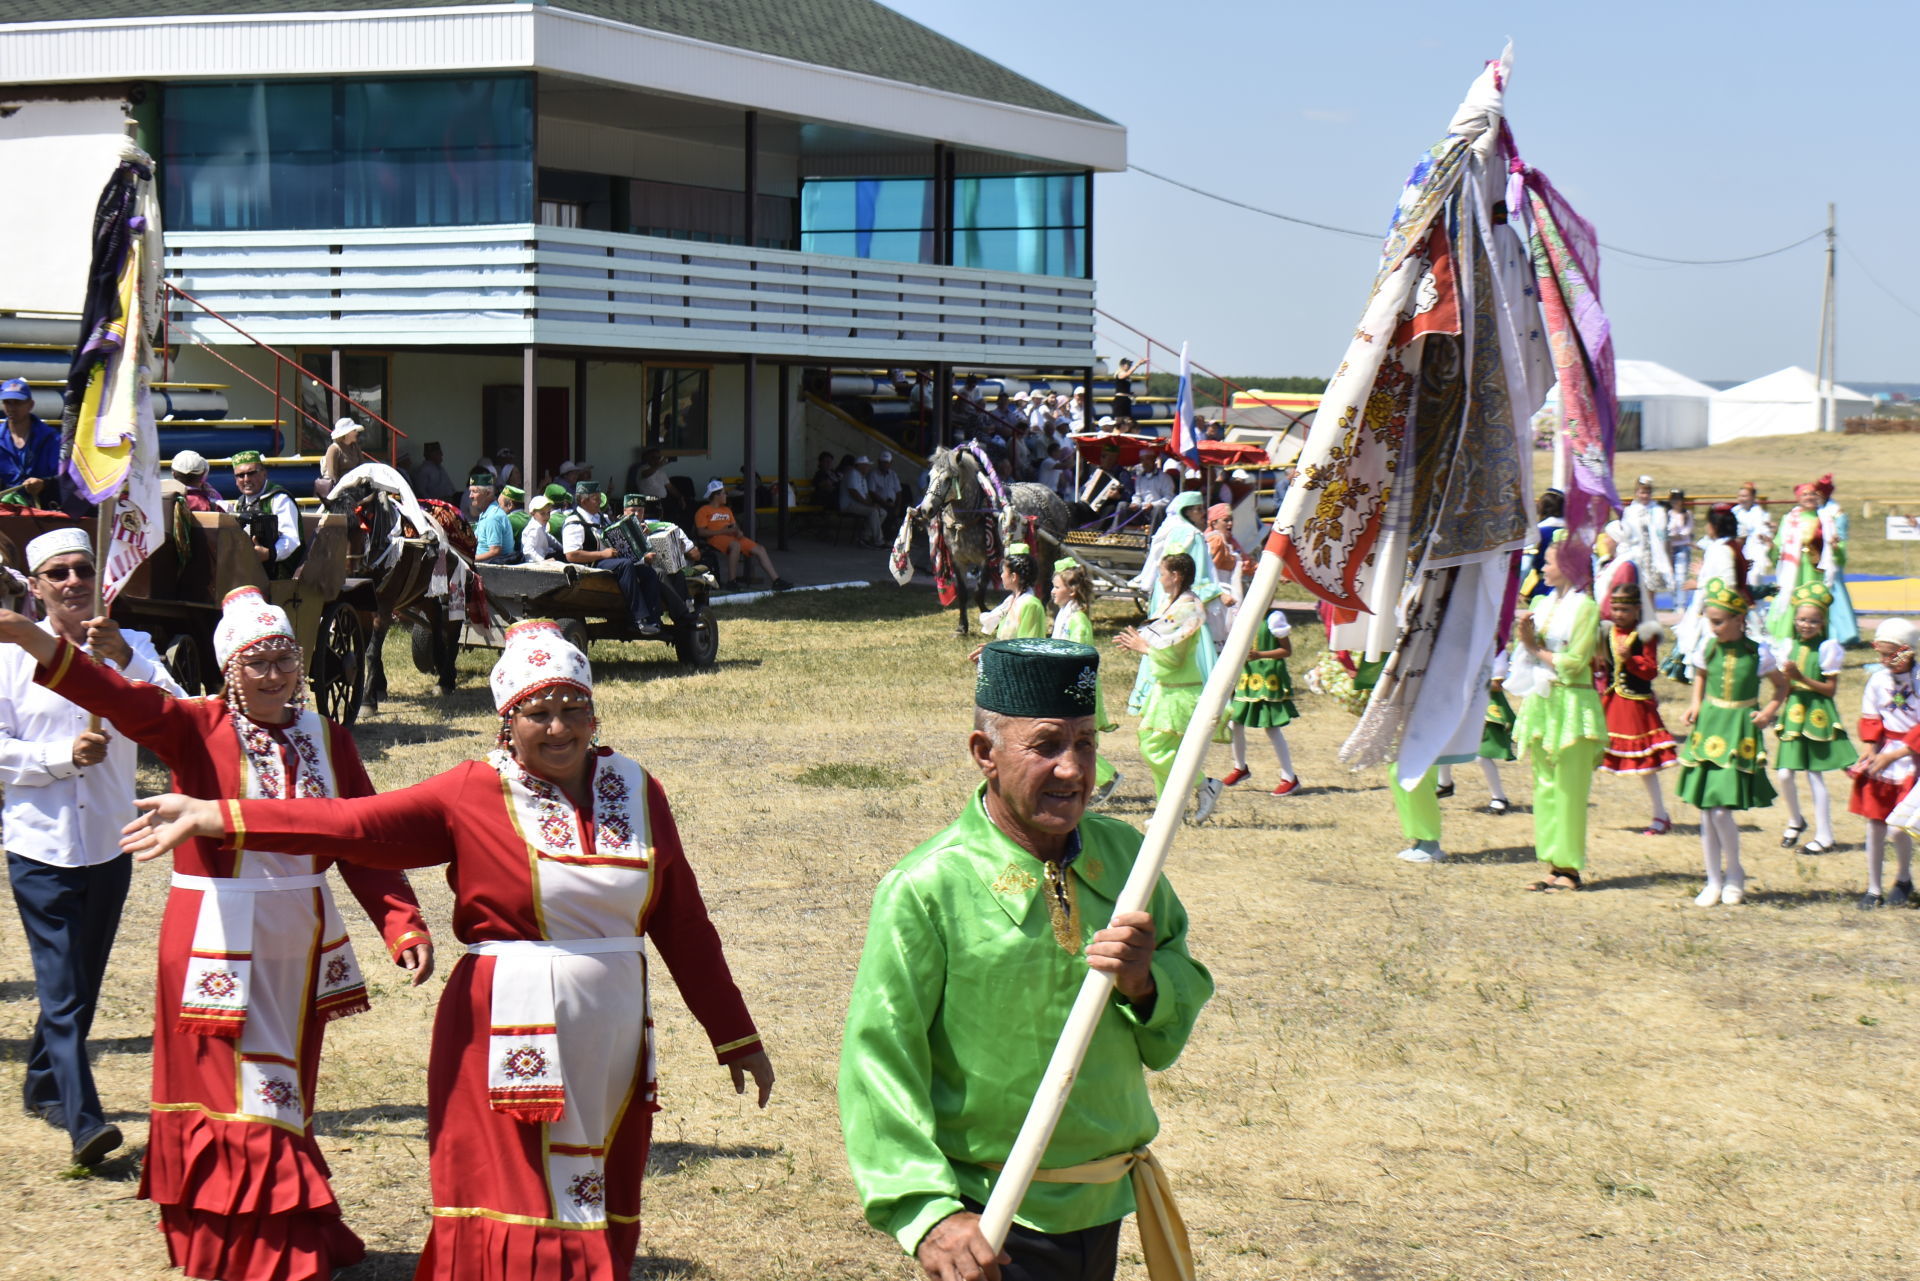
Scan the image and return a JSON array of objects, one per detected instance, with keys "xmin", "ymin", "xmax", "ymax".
[
  {"xmin": 25, "ymin": 527, "xmax": 91, "ymax": 573},
  {"xmin": 854, "ymin": 455, "xmax": 872, "ymax": 465},
  {"xmin": 1074, "ymin": 387, "xmax": 1087, "ymax": 397},
  {"xmin": 1096, "ymin": 415, "xmax": 1116, "ymax": 428},
  {"xmin": 878, "ymin": 450, "xmax": 893, "ymax": 461},
  {"xmin": 527, "ymin": 493, "xmax": 554, "ymax": 513},
  {"xmin": 170, "ymin": 449, "xmax": 209, "ymax": 477},
  {"xmin": 1162, "ymin": 457, "xmax": 1181, "ymax": 471},
  {"xmin": 1875, "ymin": 617, "xmax": 1920, "ymax": 650},
  {"xmin": 704, "ymin": 479, "xmax": 727, "ymax": 495},
  {"xmin": 214, "ymin": 586, "xmax": 296, "ymax": 667},
  {"xmin": 1011, "ymin": 390, "xmax": 1030, "ymax": 401},
  {"xmin": 331, "ymin": 417, "xmax": 361, "ymax": 441},
  {"xmin": 1636, "ymin": 473, "xmax": 1655, "ymax": 487},
  {"xmin": 559, "ymin": 459, "xmax": 586, "ymax": 475},
  {"xmin": 1231, "ymin": 468, "xmax": 1253, "ymax": 481}
]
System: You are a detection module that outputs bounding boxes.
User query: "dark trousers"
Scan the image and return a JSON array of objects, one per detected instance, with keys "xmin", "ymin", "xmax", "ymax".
[
  {"xmin": 8, "ymin": 851, "xmax": 130, "ymax": 1142},
  {"xmin": 961, "ymin": 1201, "xmax": 1122, "ymax": 1281},
  {"xmin": 602, "ymin": 555, "xmax": 663, "ymax": 629}
]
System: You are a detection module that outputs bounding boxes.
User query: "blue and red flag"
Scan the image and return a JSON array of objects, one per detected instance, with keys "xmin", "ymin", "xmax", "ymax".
[{"xmin": 1168, "ymin": 342, "xmax": 1200, "ymax": 466}]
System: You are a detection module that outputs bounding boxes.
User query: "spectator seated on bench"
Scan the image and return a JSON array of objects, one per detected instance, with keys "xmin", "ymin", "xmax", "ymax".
[{"xmin": 695, "ymin": 479, "xmax": 793, "ymax": 592}]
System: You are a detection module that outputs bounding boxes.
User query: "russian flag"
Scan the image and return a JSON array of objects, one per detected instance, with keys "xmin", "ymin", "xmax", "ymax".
[{"xmin": 1168, "ymin": 342, "xmax": 1200, "ymax": 466}]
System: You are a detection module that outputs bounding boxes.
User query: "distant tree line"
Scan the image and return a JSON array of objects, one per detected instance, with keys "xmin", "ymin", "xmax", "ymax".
[{"xmin": 1141, "ymin": 373, "xmax": 1328, "ymax": 400}]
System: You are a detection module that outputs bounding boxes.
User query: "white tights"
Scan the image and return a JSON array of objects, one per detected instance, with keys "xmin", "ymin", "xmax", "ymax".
[
  {"xmin": 1776, "ymin": 769, "xmax": 1835, "ymax": 846},
  {"xmin": 1642, "ymin": 771, "xmax": 1670, "ymax": 824},
  {"xmin": 1230, "ymin": 723, "xmax": 1295, "ymax": 782},
  {"xmin": 1864, "ymin": 820, "xmax": 1914, "ymax": 896},
  {"xmin": 1480, "ymin": 757, "xmax": 1508, "ymax": 803},
  {"xmin": 1699, "ymin": 806, "xmax": 1745, "ymax": 891}
]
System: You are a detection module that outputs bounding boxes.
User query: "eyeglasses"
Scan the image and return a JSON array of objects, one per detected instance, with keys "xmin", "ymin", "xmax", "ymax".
[
  {"xmin": 38, "ymin": 563, "xmax": 96, "ymax": 583},
  {"xmin": 239, "ymin": 655, "xmax": 302, "ymax": 678}
]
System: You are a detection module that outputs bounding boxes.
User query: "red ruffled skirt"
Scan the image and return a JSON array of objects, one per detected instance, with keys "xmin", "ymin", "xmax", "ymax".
[
  {"xmin": 1850, "ymin": 771, "xmax": 1916, "ymax": 822},
  {"xmin": 1601, "ymin": 692, "xmax": 1678, "ymax": 774}
]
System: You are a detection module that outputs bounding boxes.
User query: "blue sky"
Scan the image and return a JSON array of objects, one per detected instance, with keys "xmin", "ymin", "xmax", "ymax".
[{"xmin": 890, "ymin": 0, "xmax": 1917, "ymax": 385}]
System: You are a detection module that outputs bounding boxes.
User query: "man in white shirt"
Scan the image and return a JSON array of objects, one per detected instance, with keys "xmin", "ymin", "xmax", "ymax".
[
  {"xmin": 1733, "ymin": 481, "xmax": 1775, "ymax": 584},
  {"xmin": 1618, "ymin": 474, "xmax": 1673, "ymax": 593},
  {"xmin": 2, "ymin": 528, "xmax": 185, "ymax": 1168},
  {"xmin": 1131, "ymin": 458, "xmax": 1180, "ymax": 528},
  {"xmin": 840, "ymin": 456, "xmax": 887, "ymax": 548},
  {"xmin": 562, "ymin": 482, "xmax": 665, "ymax": 635},
  {"xmin": 220, "ymin": 450, "xmax": 303, "ymax": 580},
  {"xmin": 868, "ymin": 450, "xmax": 907, "ymax": 530}
]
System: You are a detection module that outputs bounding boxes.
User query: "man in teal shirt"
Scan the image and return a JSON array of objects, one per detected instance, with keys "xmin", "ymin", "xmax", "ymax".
[
  {"xmin": 841, "ymin": 638, "xmax": 1212, "ymax": 1281},
  {"xmin": 470, "ymin": 472, "xmax": 517, "ymax": 563}
]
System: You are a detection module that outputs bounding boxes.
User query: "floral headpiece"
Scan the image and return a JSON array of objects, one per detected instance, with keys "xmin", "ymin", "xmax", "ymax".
[
  {"xmin": 1703, "ymin": 578, "xmax": 1750, "ymax": 616},
  {"xmin": 490, "ymin": 619, "xmax": 592, "ymax": 714}
]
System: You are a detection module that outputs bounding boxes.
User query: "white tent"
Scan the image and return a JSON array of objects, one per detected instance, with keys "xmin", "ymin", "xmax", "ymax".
[
  {"xmin": 1616, "ymin": 359, "xmax": 1714, "ymax": 451},
  {"xmin": 1708, "ymin": 366, "xmax": 1873, "ymax": 445}
]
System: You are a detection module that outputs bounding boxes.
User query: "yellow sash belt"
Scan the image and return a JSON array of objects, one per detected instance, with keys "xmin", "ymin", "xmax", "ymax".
[{"xmin": 999, "ymin": 1146, "xmax": 1193, "ymax": 1281}]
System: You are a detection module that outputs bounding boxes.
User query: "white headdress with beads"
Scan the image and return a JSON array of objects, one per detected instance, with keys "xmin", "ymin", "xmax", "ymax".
[
  {"xmin": 490, "ymin": 619, "xmax": 592, "ymax": 713},
  {"xmin": 214, "ymin": 587, "xmax": 297, "ymax": 667}
]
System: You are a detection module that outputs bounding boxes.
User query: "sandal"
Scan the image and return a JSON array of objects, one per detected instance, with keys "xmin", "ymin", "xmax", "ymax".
[
  {"xmin": 1800, "ymin": 839, "xmax": 1836, "ymax": 856},
  {"xmin": 1780, "ymin": 821, "xmax": 1807, "ymax": 849},
  {"xmin": 1642, "ymin": 817, "xmax": 1673, "ymax": 836},
  {"xmin": 1530, "ymin": 868, "xmax": 1583, "ymax": 892},
  {"xmin": 1487, "ymin": 798, "xmax": 1511, "ymax": 816}
]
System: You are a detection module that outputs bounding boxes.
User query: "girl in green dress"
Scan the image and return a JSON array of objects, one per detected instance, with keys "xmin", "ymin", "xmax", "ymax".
[
  {"xmin": 1773, "ymin": 579, "xmax": 1857, "ymax": 855},
  {"xmin": 1678, "ymin": 580, "xmax": 1791, "ymax": 906},
  {"xmin": 1222, "ymin": 608, "xmax": 1300, "ymax": 797},
  {"xmin": 1114, "ymin": 553, "xmax": 1226, "ymax": 824},
  {"xmin": 1049, "ymin": 560, "xmax": 1121, "ymax": 805},
  {"xmin": 974, "ymin": 542, "xmax": 1048, "ymax": 645}
]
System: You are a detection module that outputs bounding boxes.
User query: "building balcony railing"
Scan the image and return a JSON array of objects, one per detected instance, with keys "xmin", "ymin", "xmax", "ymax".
[{"xmin": 163, "ymin": 224, "xmax": 1096, "ymax": 366}]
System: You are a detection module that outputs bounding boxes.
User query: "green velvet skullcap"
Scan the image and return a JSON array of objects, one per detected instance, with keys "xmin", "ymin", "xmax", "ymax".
[
  {"xmin": 468, "ymin": 470, "xmax": 495, "ymax": 486},
  {"xmin": 623, "ymin": 493, "xmax": 645, "ymax": 506},
  {"xmin": 975, "ymin": 638, "xmax": 1100, "ymax": 720},
  {"xmin": 544, "ymin": 483, "xmax": 569, "ymax": 503},
  {"xmin": 230, "ymin": 450, "xmax": 263, "ymax": 466},
  {"xmin": 502, "ymin": 485, "xmax": 525, "ymax": 501},
  {"xmin": 574, "ymin": 480, "xmax": 601, "ymax": 495}
]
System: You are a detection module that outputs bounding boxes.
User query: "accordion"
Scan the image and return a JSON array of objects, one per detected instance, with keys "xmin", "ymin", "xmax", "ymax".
[{"xmin": 603, "ymin": 515, "xmax": 688, "ymax": 574}]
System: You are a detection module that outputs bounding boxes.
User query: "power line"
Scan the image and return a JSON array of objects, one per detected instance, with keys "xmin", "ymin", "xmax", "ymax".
[
  {"xmin": 1840, "ymin": 237, "xmax": 1920, "ymax": 322},
  {"xmin": 1126, "ymin": 162, "xmax": 1825, "ymax": 267}
]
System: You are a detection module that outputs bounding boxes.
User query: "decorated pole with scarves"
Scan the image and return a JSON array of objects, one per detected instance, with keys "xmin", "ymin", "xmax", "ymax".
[
  {"xmin": 58, "ymin": 138, "xmax": 166, "ymax": 730},
  {"xmin": 979, "ymin": 44, "xmax": 1617, "ymax": 1260}
]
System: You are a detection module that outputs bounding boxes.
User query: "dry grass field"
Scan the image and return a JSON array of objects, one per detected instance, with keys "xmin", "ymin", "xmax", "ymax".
[{"xmin": 4, "ymin": 433, "xmax": 1920, "ymax": 1280}]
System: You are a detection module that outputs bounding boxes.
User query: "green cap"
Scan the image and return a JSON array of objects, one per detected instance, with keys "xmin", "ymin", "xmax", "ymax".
[
  {"xmin": 230, "ymin": 450, "xmax": 263, "ymax": 466},
  {"xmin": 1006, "ymin": 542, "xmax": 1031, "ymax": 558},
  {"xmin": 1053, "ymin": 557, "xmax": 1078, "ymax": 575},
  {"xmin": 544, "ymin": 483, "xmax": 569, "ymax": 503},
  {"xmin": 574, "ymin": 480, "xmax": 602, "ymax": 496},
  {"xmin": 502, "ymin": 484, "xmax": 525, "ymax": 501},
  {"xmin": 975, "ymin": 638, "xmax": 1100, "ymax": 720},
  {"xmin": 468, "ymin": 471, "xmax": 495, "ymax": 486}
]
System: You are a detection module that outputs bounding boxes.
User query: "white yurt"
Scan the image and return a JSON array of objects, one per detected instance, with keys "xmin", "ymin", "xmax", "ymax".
[
  {"xmin": 1614, "ymin": 360, "xmax": 1715, "ymax": 451},
  {"xmin": 1708, "ymin": 366, "xmax": 1874, "ymax": 445}
]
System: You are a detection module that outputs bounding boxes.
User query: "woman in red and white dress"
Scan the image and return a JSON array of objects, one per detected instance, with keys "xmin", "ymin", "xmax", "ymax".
[
  {"xmin": 0, "ymin": 586, "xmax": 432, "ymax": 1280},
  {"xmin": 123, "ymin": 619, "xmax": 776, "ymax": 1281}
]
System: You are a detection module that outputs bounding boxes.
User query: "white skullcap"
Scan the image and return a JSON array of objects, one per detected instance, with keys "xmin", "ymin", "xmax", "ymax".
[
  {"xmin": 170, "ymin": 449, "xmax": 209, "ymax": 476},
  {"xmin": 1875, "ymin": 617, "xmax": 1920, "ymax": 651},
  {"xmin": 490, "ymin": 619, "xmax": 592, "ymax": 713},
  {"xmin": 25, "ymin": 527, "xmax": 92, "ymax": 573},
  {"xmin": 854, "ymin": 455, "xmax": 872, "ymax": 465},
  {"xmin": 331, "ymin": 417, "xmax": 361, "ymax": 441},
  {"xmin": 1161, "ymin": 457, "xmax": 1181, "ymax": 471},
  {"xmin": 1096, "ymin": 415, "xmax": 1116, "ymax": 427},
  {"xmin": 214, "ymin": 586, "xmax": 296, "ymax": 667}
]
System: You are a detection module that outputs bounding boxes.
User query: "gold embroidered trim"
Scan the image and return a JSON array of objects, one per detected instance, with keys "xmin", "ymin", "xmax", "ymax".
[
  {"xmin": 991, "ymin": 864, "xmax": 1038, "ymax": 895},
  {"xmin": 1042, "ymin": 861, "xmax": 1081, "ymax": 956}
]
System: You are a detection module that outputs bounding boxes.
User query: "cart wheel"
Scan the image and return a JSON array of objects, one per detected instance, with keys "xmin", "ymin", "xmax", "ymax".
[
  {"xmin": 311, "ymin": 602, "xmax": 367, "ymax": 727},
  {"xmin": 409, "ymin": 622, "xmax": 438, "ymax": 677},
  {"xmin": 674, "ymin": 606, "xmax": 719, "ymax": 668},
  {"xmin": 163, "ymin": 634, "xmax": 203, "ymax": 697},
  {"xmin": 558, "ymin": 618, "xmax": 590, "ymax": 656}
]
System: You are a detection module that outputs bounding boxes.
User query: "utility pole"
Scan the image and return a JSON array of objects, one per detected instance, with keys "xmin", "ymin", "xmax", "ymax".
[{"xmin": 1815, "ymin": 202, "xmax": 1837, "ymax": 432}]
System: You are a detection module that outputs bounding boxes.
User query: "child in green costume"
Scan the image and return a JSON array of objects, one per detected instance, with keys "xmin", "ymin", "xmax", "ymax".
[
  {"xmin": 1679, "ymin": 580, "xmax": 1790, "ymax": 906},
  {"xmin": 1773, "ymin": 579, "xmax": 1857, "ymax": 856},
  {"xmin": 1115, "ymin": 553, "xmax": 1226, "ymax": 824},
  {"xmin": 975, "ymin": 543, "xmax": 1048, "ymax": 643},
  {"xmin": 1221, "ymin": 608, "xmax": 1300, "ymax": 797},
  {"xmin": 1049, "ymin": 560, "xmax": 1121, "ymax": 805}
]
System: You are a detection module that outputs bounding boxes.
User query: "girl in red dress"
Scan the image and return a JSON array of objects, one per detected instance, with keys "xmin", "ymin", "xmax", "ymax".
[
  {"xmin": 1598, "ymin": 565, "xmax": 1679, "ymax": 835},
  {"xmin": 0, "ymin": 587, "xmax": 432, "ymax": 1281},
  {"xmin": 122, "ymin": 620, "xmax": 776, "ymax": 1281}
]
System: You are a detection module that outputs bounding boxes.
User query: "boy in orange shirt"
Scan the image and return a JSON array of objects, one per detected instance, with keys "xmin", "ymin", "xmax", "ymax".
[{"xmin": 696, "ymin": 479, "xmax": 793, "ymax": 591}]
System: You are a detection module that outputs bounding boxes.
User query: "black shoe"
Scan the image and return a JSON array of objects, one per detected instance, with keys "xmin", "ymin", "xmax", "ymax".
[
  {"xmin": 1434, "ymin": 783, "xmax": 1455, "ymax": 799},
  {"xmin": 633, "ymin": 621, "xmax": 662, "ymax": 637},
  {"xmin": 1891, "ymin": 881, "xmax": 1915, "ymax": 908},
  {"xmin": 772, "ymin": 577, "xmax": 795, "ymax": 592},
  {"xmin": 71, "ymin": 1123, "xmax": 122, "ymax": 1168},
  {"xmin": 1859, "ymin": 891, "xmax": 1886, "ymax": 911}
]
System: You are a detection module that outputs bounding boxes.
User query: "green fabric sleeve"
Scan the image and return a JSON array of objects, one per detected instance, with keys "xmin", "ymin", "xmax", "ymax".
[
  {"xmin": 838, "ymin": 869, "xmax": 966, "ymax": 1257},
  {"xmin": 1552, "ymin": 594, "xmax": 1601, "ymax": 685},
  {"xmin": 1113, "ymin": 879, "xmax": 1214, "ymax": 1071},
  {"xmin": 1014, "ymin": 594, "xmax": 1049, "ymax": 638}
]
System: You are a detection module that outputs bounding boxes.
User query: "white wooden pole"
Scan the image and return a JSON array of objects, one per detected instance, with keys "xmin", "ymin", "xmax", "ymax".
[{"xmin": 978, "ymin": 543, "xmax": 1290, "ymax": 1251}]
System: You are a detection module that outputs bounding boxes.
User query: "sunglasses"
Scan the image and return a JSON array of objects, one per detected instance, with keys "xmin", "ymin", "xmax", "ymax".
[{"xmin": 38, "ymin": 563, "xmax": 96, "ymax": 583}]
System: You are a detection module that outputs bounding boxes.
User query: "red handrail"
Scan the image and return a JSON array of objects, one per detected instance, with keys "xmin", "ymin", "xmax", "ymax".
[{"xmin": 161, "ymin": 282, "xmax": 409, "ymax": 464}]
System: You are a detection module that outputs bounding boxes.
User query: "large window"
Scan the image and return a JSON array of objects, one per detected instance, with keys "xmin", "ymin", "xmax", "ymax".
[
  {"xmin": 646, "ymin": 366, "xmax": 711, "ymax": 455},
  {"xmin": 163, "ymin": 75, "xmax": 533, "ymax": 231},
  {"xmin": 298, "ymin": 353, "xmax": 391, "ymax": 454},
  {"xmin": 954, "ymin": 174, "xmax": 1087, "ymax": 277},
  {"xmin": 799, "ymin": 178, "xmax": 934, "ymax": 265},
  {"xmin": 798, "ymin": 173, "xmax": 1088, "ymax": 276}
]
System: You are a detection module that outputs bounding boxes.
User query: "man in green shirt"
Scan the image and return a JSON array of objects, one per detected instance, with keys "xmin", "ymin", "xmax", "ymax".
[{"xmin": 841, "ymin": 638, "xmax": 1213, "ymax": 1281}]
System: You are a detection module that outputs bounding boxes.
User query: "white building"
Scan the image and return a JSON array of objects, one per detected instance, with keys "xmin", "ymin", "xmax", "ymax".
[
  {"xmin": 1708, "ymin": 366, "xmax": 1874, "ymax": 445},
  {"xmin": 1, "ymin": 0, "xmax": 1123, "ymax": 533},
  {"xmin": 1613, "ymin": 359, "xmax": 1714, "ymax": 452}
]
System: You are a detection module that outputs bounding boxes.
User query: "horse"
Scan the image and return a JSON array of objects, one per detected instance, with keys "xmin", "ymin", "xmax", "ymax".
[{"xmin": 910, "ymin": 445, "xmax": 1070, "ymax": 635}]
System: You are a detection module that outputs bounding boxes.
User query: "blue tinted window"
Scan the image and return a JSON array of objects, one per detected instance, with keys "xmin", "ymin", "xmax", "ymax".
[
  {"xmin": 799, "ymin": 178, "xmax": 934, "ymax": 263},
  {"xmin": 163, "ymin": 75, "xmax": 532, "ymax": 231}
]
